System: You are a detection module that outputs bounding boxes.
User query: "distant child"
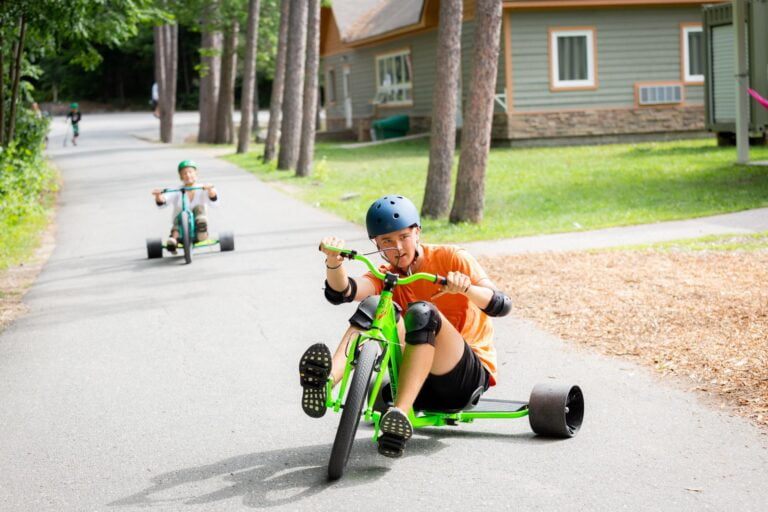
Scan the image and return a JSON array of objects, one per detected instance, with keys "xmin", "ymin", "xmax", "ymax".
[
  {"xmin": 65, "ymin": 103, "xmax": 82, "ymax": 146},
  {"xmin": 151, "ymin": 160, "xmax": 218, "ymax": 253}
]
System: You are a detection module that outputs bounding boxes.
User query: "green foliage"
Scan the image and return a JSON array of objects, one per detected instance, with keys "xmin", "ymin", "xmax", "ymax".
[
  {"xmin": 0, "ymin": 111, "xmax": 58, "ymax": 269},
  {"xmin": 223, "ymin": 139, "xmax": 768, "ymax": 243}
]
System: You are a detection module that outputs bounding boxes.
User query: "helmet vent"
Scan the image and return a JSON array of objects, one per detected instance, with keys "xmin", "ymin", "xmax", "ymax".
[{"xmin": 393, "ymin": 213, "xmax": 400, "ymax": 218}]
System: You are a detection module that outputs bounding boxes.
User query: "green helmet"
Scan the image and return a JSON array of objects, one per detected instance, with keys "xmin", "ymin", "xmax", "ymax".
[
  {"xmin": 177, "ymin": 159, "xmax": 198, "ymax": 172},
  {"xmin": 70, "ymin": 102, "xmax": 79, "ymax": 109}
]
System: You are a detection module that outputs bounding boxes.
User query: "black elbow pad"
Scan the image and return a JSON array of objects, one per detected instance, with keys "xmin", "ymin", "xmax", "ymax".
[
  {"xmin": 482, "ymin": 290, "xmax": 512, "ymax": 317},
  {"xmin": 324, "ymin": 278, "xmax": 357, "ymax": 305}
]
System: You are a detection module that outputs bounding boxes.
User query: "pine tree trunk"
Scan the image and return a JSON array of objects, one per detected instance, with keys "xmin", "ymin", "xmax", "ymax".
[
  {"xmin": 161, "ymin": 24, "xmax": 178, "ymax": 143},
  {"xmin": 154, "ymin": 25, "xmax": 166, "ymax": 141},
  {"xmin": 0, "ymin": 31, "xmax": 5, "ymax": 146},
  {"xmin": 422, "ymin": 0, "xmax": 463, "ymax": 219},
  {"xmin": 215, "ymin": 22, "xmax": 239, "ymax": 144},
  {"xmin": 237, "ymin": 0, "xmax": 261, "ymax": 154},
  {"xmin": 252, "ymin": 72, "xmax": 260, "ymax": 139},
  {"xmin": 449, "ymin": 0, "xmax": 501, "ymax": 224},
  {"xmin": 198, "ymin": 26, "xmax": 223, "ymax": 143},
  {"xmin": 277, "ymin": 0, "xmax": 308, "ymax": 170},
  {"xmin": 263, "ymin": 0, "xmax": 291, "ymax": 163},
  {"xmin": 296, "ymin": 0, "xmax": 320, "ymax": 176},
  {"xmin": 7, "ymin": 16, "xmax": 27, "ymax": 143}
]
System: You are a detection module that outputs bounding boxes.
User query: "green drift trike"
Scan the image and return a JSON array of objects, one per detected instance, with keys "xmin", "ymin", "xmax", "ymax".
[
  {"xmin": 145, "ymin": 186, "xmax": 234, "ymax": 264},
  {"xmin": 319, "ymin": 246, "xmax": 584, "ymax": 480}
]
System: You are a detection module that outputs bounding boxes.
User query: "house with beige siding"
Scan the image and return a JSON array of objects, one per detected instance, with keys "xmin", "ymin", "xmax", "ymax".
[{"xmin": 320, "ymin": 0, "xmax": 723, "ymax": 145}]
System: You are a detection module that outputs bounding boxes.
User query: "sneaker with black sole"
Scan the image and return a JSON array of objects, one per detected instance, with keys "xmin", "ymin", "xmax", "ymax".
[
  {"xmin": 377, "ymin": 407, "xmax": 413, "ymax": 458},
  {"xmin": 166, "ymin": 237, "xmax": 178, "ymax": 254},
  {"xmin": 299, "ymin": 343, "xmax": 332, "ymax": 418}
]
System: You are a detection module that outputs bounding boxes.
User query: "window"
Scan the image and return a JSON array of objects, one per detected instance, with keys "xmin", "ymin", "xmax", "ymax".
[
  {"xmin": 326, "ymin": 68, "xmax": 337, "ymax": 104},
  {"xmin": 374, "ymin": 49, "xmax": 413, "ymax": 105},
  {"xmin": 682, "ymin": 24, "xmax": 704, "ymax": 84},
  {"xmin": 549, "ymin": 27, "xmax": 597, "ymax": 90}
]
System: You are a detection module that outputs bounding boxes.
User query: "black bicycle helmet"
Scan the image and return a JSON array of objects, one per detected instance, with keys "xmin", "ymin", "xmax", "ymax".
[{"xmin": 365, "ymin": 195, "xmax": 421, "ymax": 238}]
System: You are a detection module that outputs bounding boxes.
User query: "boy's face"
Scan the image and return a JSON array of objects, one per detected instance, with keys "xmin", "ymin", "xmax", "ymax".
[
  {"xmin": 374, "ymin": 226, "xmax": 420, "ymax": 270},
  {"xmin": 179, "ymin": 166, "xmax": 197, "ymax": 186}
]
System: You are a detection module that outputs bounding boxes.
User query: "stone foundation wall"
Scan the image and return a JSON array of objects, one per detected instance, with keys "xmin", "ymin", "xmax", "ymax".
[{"xmin": 493, "ymin": 105, "xmax": 706, "ymax": 140}]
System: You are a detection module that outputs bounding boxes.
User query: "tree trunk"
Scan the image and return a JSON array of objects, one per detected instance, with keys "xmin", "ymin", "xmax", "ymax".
[
  {"xmin": 7, "ymin": 16, "xmax": 27, "ymax": 144},
  {"xmin": 253, "ymin": 74, "xmax": 261, "ymax": 137},
  {"xmin": 263, "ymin": 0, "xmax": 290, "ymax": 163},
  {"xmin": 449, "ymin": 0, "xmax": 501, "ymax": 224},
  {"xmin": 214, "ymin": 22, "xmax": 239, "ymax": 144},
  {"xmin": 154, "ymin": 25, "xmax": 165, "ymax": 139},
  {"xmin": 237, "ymin": 0, "xmax": 261, "ymax": 154},
  {"xmin": 155, "ymin": 24, "xmax": 178, "ymax": 144},
  {"xmin": 422, "ymin": 0, "xmax": 463, "ymax": 219},
  {"xmin": 0, "ymin": 31, "xmax": 5, "ymax": 146},
  {"xmin": 277, "ymin": 0, "xmax": 308, "ymax": 170},
  {"xmin": 296, "ymin": 0, "xmax": 320, "ymax": 176},
  {"xmin": 197, "ymin": 3, "xmax": 223, "ymax": 143}
]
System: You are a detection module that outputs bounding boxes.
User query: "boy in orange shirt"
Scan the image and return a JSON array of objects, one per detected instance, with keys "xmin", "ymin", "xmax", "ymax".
[{"xmin": 300, "ymin": 195, "xmax": 512, "ymax": 458}]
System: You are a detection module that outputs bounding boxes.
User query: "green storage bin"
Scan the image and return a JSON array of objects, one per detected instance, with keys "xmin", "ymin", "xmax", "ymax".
[{"xmin": 372, "ymin": 114, "xmax": 409, "ymax": 140}]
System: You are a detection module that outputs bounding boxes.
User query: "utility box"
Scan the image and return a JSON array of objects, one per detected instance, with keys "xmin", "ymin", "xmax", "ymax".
[{"xmin": 703, "ymin": 0, "xmax": 768, "ymax": 141}]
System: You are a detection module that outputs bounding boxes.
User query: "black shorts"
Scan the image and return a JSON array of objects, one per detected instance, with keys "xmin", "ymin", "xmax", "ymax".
[{"xmin": 413, "ymin": 341, "xmax": 490, "ymax": 412}]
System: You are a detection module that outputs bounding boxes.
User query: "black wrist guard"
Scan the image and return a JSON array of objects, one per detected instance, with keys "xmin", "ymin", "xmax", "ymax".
[
  {"xmin": 324, "ymin": 277, "xmax": 357, "ymax": 305},
  {"xmin": 482, "ymin": 290, "xmax": 512, "ymax": 317}
]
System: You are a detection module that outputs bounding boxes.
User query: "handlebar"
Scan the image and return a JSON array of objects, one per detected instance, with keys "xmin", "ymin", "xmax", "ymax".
[
  {"xmin": 162, "ymin": 186, "xmax": 205, "ymax": 193},
  {"xmin": 321, "ymin": 245, "xmax": 447, "ymax": 286}
]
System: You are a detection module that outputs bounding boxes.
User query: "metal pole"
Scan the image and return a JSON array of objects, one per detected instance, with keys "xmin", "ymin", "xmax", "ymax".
[{"xmin": 733, "ymin": 0, "xmax": 749, "ymax": 163}]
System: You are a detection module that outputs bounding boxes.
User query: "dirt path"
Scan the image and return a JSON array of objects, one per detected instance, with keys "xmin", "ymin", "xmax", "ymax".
[{"xmin": 481, "ymin": 250, "xmax": 768, "ymax": 429}]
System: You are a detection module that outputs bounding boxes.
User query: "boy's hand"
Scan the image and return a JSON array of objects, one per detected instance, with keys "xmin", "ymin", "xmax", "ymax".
[
  {"xmin": 151, "ymin": 189, "xmax": 165, "ymax": 204},
  {"xmin": 441, "ymin": 271, "xmax": 472, "ymax": 295},
  {"xmin": 319, "ymin": 236, "xmax": 345, "ymax": 267},
  {"xmin": 202, "ymin": 183, "xmax": 217, "ymax": 199}
]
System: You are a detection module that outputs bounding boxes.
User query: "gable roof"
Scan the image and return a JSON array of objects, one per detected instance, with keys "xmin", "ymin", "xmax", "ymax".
[{"xmin": 331, "ymin": 0, "xmax": 426, "ymax": 44}]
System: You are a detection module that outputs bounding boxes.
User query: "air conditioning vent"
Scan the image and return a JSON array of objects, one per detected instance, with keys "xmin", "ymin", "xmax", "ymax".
[{"xmin": 637, "ymin": 83, "xmax": 684, "ymax": 105}]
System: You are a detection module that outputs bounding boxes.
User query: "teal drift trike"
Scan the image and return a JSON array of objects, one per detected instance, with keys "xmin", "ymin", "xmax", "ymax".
[
  {"xmin": 315, "ymin": 247, "xmax": 584, "ymax": 480},
  {"xmin": 145, "ymin": 186, "xmax": 234, "ymax": 264}
]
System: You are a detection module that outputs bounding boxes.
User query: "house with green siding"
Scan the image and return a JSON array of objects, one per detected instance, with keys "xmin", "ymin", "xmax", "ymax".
[{"xmin": 320, "ymin": 0, "xmax": 721, "ymax": 145}]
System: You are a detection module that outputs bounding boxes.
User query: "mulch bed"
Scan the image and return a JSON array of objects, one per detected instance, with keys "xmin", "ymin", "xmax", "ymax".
[{"xmin": 480, "ymin": 250, "xmax": 768, "ymax": 429}]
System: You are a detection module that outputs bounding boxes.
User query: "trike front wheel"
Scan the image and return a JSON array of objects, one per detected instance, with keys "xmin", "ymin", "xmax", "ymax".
[
  {"xmin": 328, "ymin": 341, "xmax": 378, "ymax": 480},
  {"xmin": 180, "ymin": 211, "xmax": 192, "ymax": 264}
]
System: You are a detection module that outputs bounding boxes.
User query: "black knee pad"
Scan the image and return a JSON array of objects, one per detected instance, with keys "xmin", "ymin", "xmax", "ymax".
[
  {"xmin": 404, "ymin": 301, "xmax": 442, "ymax": 346},
  {"xmin": 348, "ymin": 295, "xmax": 402, "ymax": 330}
]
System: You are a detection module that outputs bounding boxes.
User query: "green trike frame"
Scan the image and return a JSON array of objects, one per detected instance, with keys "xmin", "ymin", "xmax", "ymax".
[
  {"xmin": 146, "ymin": 186, "xmax": 235, "ymax": 264},
  {"xmin": 322, "ymin": 246, "xmax": 584, "ymax": 480}
]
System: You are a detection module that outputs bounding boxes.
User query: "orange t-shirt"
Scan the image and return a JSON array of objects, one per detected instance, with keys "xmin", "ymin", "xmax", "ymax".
[{"xmin": 362, "ymin": 243, "xmax": 498, "ymax": 386}]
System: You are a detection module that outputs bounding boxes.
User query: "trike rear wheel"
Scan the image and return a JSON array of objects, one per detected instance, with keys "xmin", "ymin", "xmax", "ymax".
[
  {"xmin": 181, "ymin": 211, "xmax": 192, "ymax": 264},
  {"xmin": 528, "ymin": 383, "xmax": 584, "ymax": 438},
  {"xmin": 146, "ymin": 238, "xmax": 163, "ymax": 259},
  {"xmin": 328, "ymin": 341, "xmax": 378, "ymax": 480},
  {"xmin": 219, "ymin": 231, "xmax": 235, "ymax": 252}
]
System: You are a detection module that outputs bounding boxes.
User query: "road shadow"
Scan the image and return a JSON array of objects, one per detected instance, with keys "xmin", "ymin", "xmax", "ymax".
[{"xmin": 110, "ymin": 438, "xmax": 445, "ymax": 509}]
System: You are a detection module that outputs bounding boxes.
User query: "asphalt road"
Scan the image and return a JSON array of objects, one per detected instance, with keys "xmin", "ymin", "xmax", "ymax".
[{"xmin": 1, "ymin": 112, "xmax": 767, "ymax": 511}]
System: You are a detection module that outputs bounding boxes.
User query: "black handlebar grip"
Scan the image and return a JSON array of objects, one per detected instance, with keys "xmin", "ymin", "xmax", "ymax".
[{"xmin": 437, "ymin": 276, "xmax": 448, "ymax": 285}]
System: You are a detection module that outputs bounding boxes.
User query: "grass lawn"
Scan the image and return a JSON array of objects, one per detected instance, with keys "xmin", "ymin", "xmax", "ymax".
[
  {"xmin": 621, "ymin": 230, "xmax": 768, "ymax": 252},
  {"xmin": 223, "ymin": 138, "xmax": 768, "ymax": 243}
]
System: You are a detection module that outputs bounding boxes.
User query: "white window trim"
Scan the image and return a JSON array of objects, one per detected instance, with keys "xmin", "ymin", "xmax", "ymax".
[
  {"xmin": 550, "ymin": 28, "xmax": 596, "ymax": 90},
  {"xmin": 374, "ymin": 49, "xmax": 413, "ymax": 106},
  {"xmin": 682, "ymin": 25, "xmax": 704, "ymax": 84}
]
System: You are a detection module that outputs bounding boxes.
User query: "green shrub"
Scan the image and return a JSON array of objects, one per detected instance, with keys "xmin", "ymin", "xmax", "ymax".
[{"xmin": 0, "ymin": 108, "xmax": 57, "ymax": 269}]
